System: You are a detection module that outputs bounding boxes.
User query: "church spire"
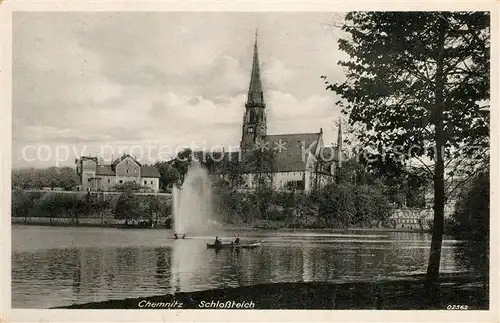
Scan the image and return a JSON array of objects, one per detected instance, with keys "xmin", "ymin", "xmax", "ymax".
[
  {"xmin": 241, "ymin": 31, "xmax": 267, "ymax": 151},
  {"xmin": 247, "ymin": 29, "xmax": 264, "ymax": 105}
]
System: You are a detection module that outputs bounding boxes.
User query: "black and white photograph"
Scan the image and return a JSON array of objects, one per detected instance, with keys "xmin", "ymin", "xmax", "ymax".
[{"xmin": 1, "ymin": 3, "xmax": 496, "ymax": 321}]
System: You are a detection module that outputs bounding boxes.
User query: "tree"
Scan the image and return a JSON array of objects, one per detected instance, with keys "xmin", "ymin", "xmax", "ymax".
[
  {"xmin": 245, "ymin": 147, "xmax": 277, "ymax": 188},
  {"xmin": 155, "ymin": 161, "xmax": 180, "ymax": 191},
  {"xmin": 323, "ymin": 12, "xmax": 489, "ymax": 293},
  {"xmin": 448, "ymin": 171, "xmax": 489, "ymax": 282},
  {"xmin": 450, "ymin": 171, "xmax": 489, "ymax": 241},
  {"xmin": 12, "ymin": 167, "xmax": 78, "ymax": 190},
  {"xmin": 171, "ymin": 148, "xmax": 193, "ymax": 184},
  {"xmin": 114, "ymin": 187, "xmax": 141, "ymax": 225},
  {"xmin": 57, "ymin": 167, "xmax": 78, "ymax": 190},
  {"xmin": 12, "ymin": 190, "xmax": 34, "ymax": 223},
  {"xmin": 144, "ymin": 195, "xmax": 163, "ymax": 226},
  {"xmin": 34, "ymin": 193, "xmax": 74, "ymax": 223}
]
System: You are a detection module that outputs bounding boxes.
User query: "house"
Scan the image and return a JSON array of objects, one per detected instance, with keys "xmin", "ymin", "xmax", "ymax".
[{"xmin": 75, "ymin": 154, "xmax": 160, "ymax": 192}]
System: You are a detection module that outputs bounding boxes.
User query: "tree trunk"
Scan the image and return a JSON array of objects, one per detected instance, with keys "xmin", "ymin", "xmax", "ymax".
[{"xmin": 425, "ymin": 16, "xmax": 448, "ymax": 305}]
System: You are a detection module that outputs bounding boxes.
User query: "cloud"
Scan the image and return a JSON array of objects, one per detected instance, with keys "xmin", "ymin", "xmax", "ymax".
[{"xmin": 263, "ymin": 59, "xmax": 295, "ymax": 91}]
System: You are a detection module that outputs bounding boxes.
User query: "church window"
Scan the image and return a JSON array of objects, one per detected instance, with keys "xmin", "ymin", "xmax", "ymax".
[
  {"xmin": 119, "ymin": 180, "xmax": 123, "ymax": 184},
  {"xmin": 144, "ymin": 180, "xmax": 147, "ymax": 185},
  {"xmin": 248, "ymin": 127, "xmax": 254, "ymax": 133},
  {"xmin": 127, "ymin": 170, "xmax": 129, "ymax": 173},
  {"xmin": 250, "ymin": 110, "xmax": 256, "ymax": 122},
  {"xmin": 108, "ymin": 179, "xmax": 110, "ymax": 183}
]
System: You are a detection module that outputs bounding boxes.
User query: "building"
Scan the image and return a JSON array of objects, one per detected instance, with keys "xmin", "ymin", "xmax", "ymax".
[
  {"xmin": 206, "ymin": 34, "xmax": 343, "ymax": 193},
  {"xmin": 75, "ymin": 154, "xmax": 160, "ymax": 192}
]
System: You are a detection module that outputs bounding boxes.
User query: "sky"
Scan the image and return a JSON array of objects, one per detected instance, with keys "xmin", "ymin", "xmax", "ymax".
[{"xmin": 12, "ymin": 12, "xmax": 348, "ymax": 168}]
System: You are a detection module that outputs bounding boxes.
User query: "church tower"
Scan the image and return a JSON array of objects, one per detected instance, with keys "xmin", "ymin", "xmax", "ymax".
[{"xmin": 241, "ymin": 31, "xmax": 267, "ymax": 150}]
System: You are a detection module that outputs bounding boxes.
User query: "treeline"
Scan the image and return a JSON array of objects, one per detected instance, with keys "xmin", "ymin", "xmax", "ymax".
[
  {"xmin": 212, "ymin": 179, "xmax": 394, "ymax": 229},
  {"xmin": 12, "ymin": 167, "xmax": 78, "ymax": 190},
  {"xmin": 11, "ymin": 190, "xmax": 172, "ymax": 227}
]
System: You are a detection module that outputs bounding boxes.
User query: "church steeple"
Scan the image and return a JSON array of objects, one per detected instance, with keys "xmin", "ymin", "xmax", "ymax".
[
  {"xmin": 247, "ymin": 30, "xmax": 264, "ymax": 105},
  {"xmin": 241, "ymin": 30, "xmax": 267, "ymax": 150}
]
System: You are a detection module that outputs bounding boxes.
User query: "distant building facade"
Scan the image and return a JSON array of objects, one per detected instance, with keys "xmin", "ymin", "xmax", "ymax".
[{"xmin": 75, "ymin": 154, "xmax": 160, "ymax": 192}]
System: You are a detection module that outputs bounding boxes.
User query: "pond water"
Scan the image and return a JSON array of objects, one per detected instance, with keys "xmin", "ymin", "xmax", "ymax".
[{"xmin": 11, "ymin": 225, "xmax": 470, "ymax": 308}]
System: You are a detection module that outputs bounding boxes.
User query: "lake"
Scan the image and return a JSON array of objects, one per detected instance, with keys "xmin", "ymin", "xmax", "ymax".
[{"xmin": 11, "ymin": 225, "xmax": 469, "ymax": 308}]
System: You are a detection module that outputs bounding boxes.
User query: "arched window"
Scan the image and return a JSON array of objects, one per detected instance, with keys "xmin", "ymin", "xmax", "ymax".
[{"xmin": 249, "ymin": 110, "xmax": 256, "ymax": 123}]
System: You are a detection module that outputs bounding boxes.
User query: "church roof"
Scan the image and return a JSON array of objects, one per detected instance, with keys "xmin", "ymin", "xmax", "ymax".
[
  {"xmin": 265, "ymin": 133, "xmax": 320, "ymax": 152},
  {"xmin": 247, "ymin": 34, "xmax": 264, "ymax": 106},
  {"xmin": 141, "ymin": 165, "xmax": 161, "ymax": 178},
  {"xmin": 206, "ymin": 132, "xmax": 323, "ymax": 173}
]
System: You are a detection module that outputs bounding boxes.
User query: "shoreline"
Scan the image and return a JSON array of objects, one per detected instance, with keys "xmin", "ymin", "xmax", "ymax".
[
  {"xmin": 11, "ymin": 222, "xmax": 430, "ymax": 233},
  {"xmin": 55, "ymin": 274, "xmax": 488, "ymax": 310}
]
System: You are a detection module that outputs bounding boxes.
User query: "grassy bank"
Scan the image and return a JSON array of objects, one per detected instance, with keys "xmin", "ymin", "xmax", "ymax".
[{"xmin": 57, "ymin": 274, "xmax": 487, "ymax": 310}]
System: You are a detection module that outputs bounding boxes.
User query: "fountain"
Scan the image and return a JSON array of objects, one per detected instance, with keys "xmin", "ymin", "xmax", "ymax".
[{"xmin": 172, "ymin": 160, "xmax": 214, "ymax": 238}]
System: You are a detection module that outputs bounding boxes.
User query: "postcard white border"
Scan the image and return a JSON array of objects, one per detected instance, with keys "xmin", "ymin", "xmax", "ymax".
[{"xmin": 1, "ymin": 1, "xmax": 498, "ymax": 322}]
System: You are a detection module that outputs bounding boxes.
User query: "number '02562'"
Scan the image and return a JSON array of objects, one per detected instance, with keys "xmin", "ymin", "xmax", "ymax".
[{"xmin": 447, "ymin": 305, "xmax": 468, "ymax": 310}]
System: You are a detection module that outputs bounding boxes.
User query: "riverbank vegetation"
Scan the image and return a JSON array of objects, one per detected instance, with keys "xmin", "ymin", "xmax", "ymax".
[
  {"xmin": 211, "ymin": 179, "xmax": 394, "ymax": 230},
  {"xmin": 11, "ymin": 189, "xmax": 172, "ymax": 227}
]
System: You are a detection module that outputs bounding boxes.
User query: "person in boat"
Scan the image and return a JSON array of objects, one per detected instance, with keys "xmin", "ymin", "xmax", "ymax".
[
  {"xmin": 234, "ymin": 236, "xmax": 240, "ymax": 244},
  {"xmin": 214, "ymin": 236, "xmax": 222, "ymax": 245}
]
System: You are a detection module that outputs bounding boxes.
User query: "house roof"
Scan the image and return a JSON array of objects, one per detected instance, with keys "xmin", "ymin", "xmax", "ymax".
[
  {"xmin": 96, "ymin": 165, "xmax": 115, "ymax": 176},
  {"xmin": 93, "ymin": 160, "xmax": 160, "ymax": 178},
  {"xmin": 141, "ymin": 165, "xmax": 161, "ymax": 178},
  {"xmin": 79, "ymin": 156, "xmax": 98, "ymax": 163},
  {"xmin": 112, "ymin": 154, "xmax": 142, "ymax": 167}
]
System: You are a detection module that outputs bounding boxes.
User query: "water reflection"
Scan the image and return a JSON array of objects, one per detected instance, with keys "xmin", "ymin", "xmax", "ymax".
[{"xmin": 12, "ymin": 226, "xmax": 468, "ymax": 308}]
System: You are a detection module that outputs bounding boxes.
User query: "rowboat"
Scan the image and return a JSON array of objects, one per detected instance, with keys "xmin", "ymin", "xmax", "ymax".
[{"xmin": 206, "ymin": 242, "xmax": 261, "ymax": 249}]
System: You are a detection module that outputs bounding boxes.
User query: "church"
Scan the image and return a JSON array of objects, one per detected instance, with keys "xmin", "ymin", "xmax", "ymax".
[{"xmin": 208, "ymin": 34, "xmax": 343, "ymax": 193}]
